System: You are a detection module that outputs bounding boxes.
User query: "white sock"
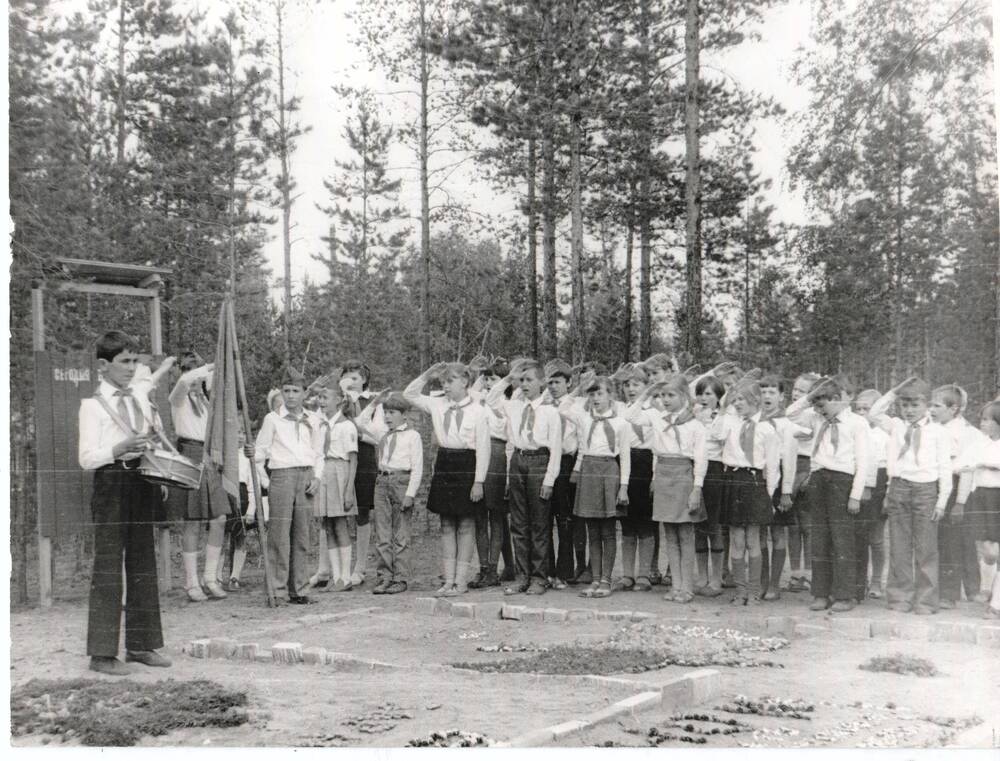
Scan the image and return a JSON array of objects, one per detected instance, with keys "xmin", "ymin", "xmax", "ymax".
[
  {"xmin": 340, "ymin": 545, "xmax": 353, "ymax": 583},
  {"xmin": 327, "ymin": 548, "xmax": 340, "ymax": 583},
  {"xmin": 231, "ymin": 548, "xmax": 247, "ymax": 580},
  {"xmin": 355, "ymin": 523, "xmax": 371, "ymax": 578},
  {"xmin": 182, "ymin": 551, "xmax": 200, "ymax": 589},
  {"xmin": 317, "ymin": 532, "xmax": 331, "ymax": 575},
  {"xmin": 203, "ymin": 544, "xmax": 222, "ymax": 586}
]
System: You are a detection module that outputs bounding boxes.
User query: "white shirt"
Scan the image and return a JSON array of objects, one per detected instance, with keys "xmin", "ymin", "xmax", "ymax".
[
  {"xmin": 624, "ymin": 402, "xmax": 707, "ymax": 487},
  {"xmin": 756, "ymin": 411, "xmax": 800, "ymax": 497},
  {"xmin": 558, "ymin": 400, "xmax": 632, "ymax": 485},
  {"xmin": 709, "ymin": 411, "xmax": 781, "ymax": 497},
  {"xmin": 168, "ymin": 365, "xmax": 213, "ymax": 442},
  {"xmin": 805, "ymin": 408, "xmax": 871, "ymax": 502},
  {"xmin": 943, "ymin": 416, "xmax": 979, "ymax": 504},
  {"xmin": 485, "ymin": 379, "xmax": 563, "ymax": 487},
  {"xmin": 79, "ymin": 380, "xmax": 156, "ymax": 470},
  {"xmin": 470, "ymin": 387, "xmax": 509, "ymax": 441},
  {"xmin": 354, "ymin": 407, "xmax": 424, "ymax": 499},
  {"xmin": 238, "ymin": 452, "xmax": 269, "ymax": 520},
  {"xmin": 403, "ymin": 382, "xmax": 490, "ymax": 483},
  {"xmin": 345, "ymin": 390, "xmax": 381, "ymax": 446},
  {"xmin": 548, "ymin": 393, "xmax": 580, "ymax": 454},
  {"xmin": 863, "ymin": 425, "xmax": 890, "ymax": 488},
  {"xmin": 254, "ymin": 406, "xmax": 323, "ymax": 478},
  {"xmin": 961, "ymin": 432, "xmax": 1000, "ymax": 491},
  {"xmin": 319, "ymin": 411, "xmax": 359, "ymax": 461},
  {"xmin": 695, "ymin": 406, "xmax": 725, "ymax": 461},
  {"xmin": 785, "ymin": 395, "xmax": 822, "ymax": 458}
]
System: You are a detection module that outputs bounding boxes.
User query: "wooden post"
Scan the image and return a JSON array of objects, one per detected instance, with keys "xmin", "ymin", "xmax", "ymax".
[
  {"xmin": 148, "ymin": 294, "xmax": 171, "ymax": 592},
  {"xmin": 32, "ymin": 288, "xmax": 53, "ymax": 607}
]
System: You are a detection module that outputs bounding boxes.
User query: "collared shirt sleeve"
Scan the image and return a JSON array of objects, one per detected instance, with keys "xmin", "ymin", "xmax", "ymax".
[
  {"xmin": 936, "ymin": 427, "xmax": 953, "ymax": 510},
  {"xmin": 779, "ymin": 421, "xmax": 797, "ymax": 496},
  {"xmin": 403, "ymin": 375, "xmax": 434, "ymax": 414},
  {"xmin": 618, "ymin": 422, "xmax": 632, "ymax": 486},
  {"xmin": 354, "ymin": 402, "xmax": 384, "ymax": 443},
  {"xmin": 311, "ymin": 420, "xmax": 324, "ymax": 479},
  {"xmin": 406, "ymin": 430, "xmax": 424, "ymax": 499},
  {"xmin": 473, "ymin": 411, "xmax": 490, "ymax": 483},
  {"xmin": 538, "ymin": 404, "xmax": 562, "ymax": 487},
  {"xmin": 623, "ymin": 399, "xmax": 647, "ymax": 424},
  {"xmin": 849, "ymin": 416, "xmax": 869, "ymax": 502},
  {"xmin": 762, "ymin": 427, "xmax": 781, "ymax": 497},
  {"xmin": 691, "ymin": 422, "xmax": 708, "ymax": 488},
  {"xmin": 868, "ymin": 391, "xmax": 897, "ymax": 433},
  {"xmin": 169, "ymin": 366, "xmax": 211, "ymax": 406},
  {"xmin": 78, "ymin": 398, "xmax": 116, "ymax": 470},
  {"xmin": 484, "ymin": 378, "xmax": 511, "ymax": 416},
  {"xmin": 254, "ymin": 413, "xmax": 275, "ymax": 465}
]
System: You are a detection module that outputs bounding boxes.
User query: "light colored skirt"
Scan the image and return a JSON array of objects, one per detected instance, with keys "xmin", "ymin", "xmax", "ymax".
[
  {"xmin": 315, "ymin": 458, "xmax": 356, "ymax": 518},
  {"xmin": 574, "ymin": 455, "xmax": 624, "ymax": 520},
  {"xmin": 653, "ymin": 456, "xmax": 704, "ymax": 524}
]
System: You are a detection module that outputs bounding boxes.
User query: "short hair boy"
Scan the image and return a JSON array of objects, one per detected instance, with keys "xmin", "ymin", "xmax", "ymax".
[{"xmin": 78, "ymin": 331, "xmax": 171, "ymax": 675}]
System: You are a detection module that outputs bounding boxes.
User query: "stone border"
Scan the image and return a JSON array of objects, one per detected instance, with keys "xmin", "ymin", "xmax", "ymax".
[
  {"xmin": 184, "ymin": 636, "xmax": 404, "ymax": 671},
  {"xmin": 494, "ymin": 669, "xmax": 722, "ymax": 747},
  {"xmin": 413, "ymin": 597, "xmax": 1000, "ymax": 648}
]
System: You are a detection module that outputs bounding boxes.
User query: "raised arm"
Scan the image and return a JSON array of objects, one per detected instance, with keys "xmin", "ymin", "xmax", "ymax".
[
  {"xmin": 403, "ymin": 362, "xmax": 448, "ymax": 414},
  {"xmin": 168, "ymin": 362, "xmax": 212, "ymax": 406}
]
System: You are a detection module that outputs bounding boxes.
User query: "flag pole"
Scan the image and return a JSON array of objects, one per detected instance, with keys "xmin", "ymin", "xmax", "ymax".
[{"xmin": 227, "ymin": 296, "xmax": 277, "ymax": 607}]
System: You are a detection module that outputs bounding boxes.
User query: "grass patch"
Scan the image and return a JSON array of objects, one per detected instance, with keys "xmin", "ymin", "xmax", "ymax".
[
  {"xmin": 11, "ymin": 678, "xmax": 249, "ymax": 746},
  {"xmin": 859, "ymin": 653, "xmax": 939, "ymax": 677},
  {"xmin": 452, "ymin": 623, "xmax": 789, "ymax": 675}
]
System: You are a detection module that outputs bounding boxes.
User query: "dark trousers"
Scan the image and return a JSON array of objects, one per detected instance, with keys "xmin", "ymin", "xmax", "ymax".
[
  {"xmin": 939, "ymin": 515, "xmax": 980, "ymax": 602},
  {"xmin": 547, "ymin": 454, "xmax": 579, "ymax": 580},
  {"xmin": 886, "ymin": 478, "xmax": 940, "ymax": 611},
  {"xmin": 854, "ymin": 490, "xmax": 883, "ymax": 601},
  {"xmin": 808, "ymin": 469, "xmax": 857, "ymax": 601},
  {"xmin": 87, "ymin": 464, "xmax": 164, "ymax": 658},
  {"xmin": 508, "ymin": 450, "xmax": 552, "ymax": 582}
]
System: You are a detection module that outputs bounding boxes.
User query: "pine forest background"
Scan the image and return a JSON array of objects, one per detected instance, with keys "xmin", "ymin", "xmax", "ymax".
[{"xmin": 8, "ymin": 0, "xmax": 999, "ymax": 602}]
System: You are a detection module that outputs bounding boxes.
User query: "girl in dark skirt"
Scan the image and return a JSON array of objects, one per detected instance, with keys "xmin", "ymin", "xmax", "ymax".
[
  {"xmin": 693, "ymin": 375, "xmax": 727, "ymax": 596},
  {"xmin": 709, "ymin": 380, "xmax": 781, "ymax": 605},
  {"xmin": 405, "ymin": 362, "xmax": 491, "ymax": 596},
  {"xmin": 560, "ymin": 375, "xmax": 632, "ymax": 598},
  {"xmin": 615, "ymin": 365, "xmax": 656, "ymax": 592}
]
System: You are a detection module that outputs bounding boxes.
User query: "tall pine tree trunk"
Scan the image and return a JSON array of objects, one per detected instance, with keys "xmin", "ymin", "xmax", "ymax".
[
  {"xmin": 419, "ymin": 0, "xmax": 432, "ymax": 367},
  {"xmin": 570, "ymin": 110, "xmax": 585, "ymax": 365},
  {"xmin": 638, "ymin": 0, "xmax": 652, "ymax": 358},
  {"xmin": 276, "ymin": 0, "xmax": 293, "ymax": 365},
  {"xmin": 542, "ymin": 127, "xmax": 557, "ymax": 357},
  {"xmin": 892, "ymin": 100, "xmax": 905, "ymax": 384},
  {"xmin": 527, "ymin": 137, "xmax": 539, "ymax": 357},
  {"xmin": 623, "ymin": 178, "xmax": 636, "ymax": 363},
  {"xmin": 684, "ymin": 0, "xmax": 702, "ymax": 359}
]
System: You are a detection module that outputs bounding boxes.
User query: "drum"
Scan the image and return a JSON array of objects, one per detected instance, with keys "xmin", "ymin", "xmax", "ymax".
[{"xmin": 139, "ymin": 448, "xmax": 203, "ymax": 491}]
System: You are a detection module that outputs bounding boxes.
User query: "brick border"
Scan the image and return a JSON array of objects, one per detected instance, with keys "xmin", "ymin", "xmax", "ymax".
[
  {"xmin": 413, "ymin": 597, "xmax": 1000, "ymax": 648},
  {"xmin": 494, "ymin": 669, "xmax": 722, "ymax": 747}
]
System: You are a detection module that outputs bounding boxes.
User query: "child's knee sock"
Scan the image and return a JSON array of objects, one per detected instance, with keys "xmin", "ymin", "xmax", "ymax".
[
  {"xmin": 710, "ymin": 549, "xmax": 724, "ymax": 589},
  {"xmin": 731, "ymin": 554, "xmax": 747, "ymax": 598},
  {"xmin": 620, "ymin": 525, "xmax": 637, "ymax": 579},
  {"xmin": 183, "ymin": 551, "xmax": 200, "ymax": 589},
  {"xmin": 637, "ymin": 531, "xmax": 655, "ymax": 580},
  {"xmin": 203, "ymin": 543, "xmax": 222, "ymax": 585},
  {"xmin": 231, "ymin": 547, "xmax": 247, "ymax": 581},
  {"xmin": 602, "ymin": 521, "xmax": 617, "ymax": 582},
  {"xmin": 748, "ymin": 551, "xmax": 763, "ymax": 599},
  {"xmin": 650, "ymin": 528, "xmax": 661, "ymax": 576},
  {"xmin": 696, "ymin": 551, "xmax": 709, "ymax": 588},
  {"xmin": 759, "ymin": 527, "xmax": 771, "ymax": 591}
]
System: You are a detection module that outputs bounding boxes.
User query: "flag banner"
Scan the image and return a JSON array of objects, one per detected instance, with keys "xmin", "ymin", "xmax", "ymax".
[{"xmin": 205, "ymin": 300, "xmax": 241, "ymax": 498}]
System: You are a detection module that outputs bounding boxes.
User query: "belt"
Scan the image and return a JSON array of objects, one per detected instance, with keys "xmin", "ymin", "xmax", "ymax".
[
  {"xmin": 378, "ymin": 469, "xmax": 411, "ymax": 476},
  {"xmin": 582, "ymin": 454, "xmax": 618, "ymax": 461},
  {"xmin": 515, "ymin": 447, "xmax": 550, "ymax": 457},
  {"xmin": 111, "ymin": 458, "xmax": 143, "ymax": 470},
  {"xmin": 490, "ymin": 436, "xmax": 507, "ymax": 444},
  {"xmin": 177, "ymin": 437, "xmax": 204, "ymax": 446},
  {"xmin": 725, "ymin": 465, "xmax": 762, "ymax": 473},
  {"xmin": 325, "ymin": 456, "xmax": 348, "ymax": 462}
]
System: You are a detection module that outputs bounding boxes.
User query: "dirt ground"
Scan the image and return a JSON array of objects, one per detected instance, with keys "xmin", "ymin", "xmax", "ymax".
[{"xmin": 10, "ymin": 522, "xmax": 1000, "ymax": 748}]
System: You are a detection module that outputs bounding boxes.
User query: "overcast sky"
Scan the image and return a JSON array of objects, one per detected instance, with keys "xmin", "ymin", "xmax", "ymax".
[{"xmin": 264, "ymin": 0, "xmax": 815, "ymax": 302}]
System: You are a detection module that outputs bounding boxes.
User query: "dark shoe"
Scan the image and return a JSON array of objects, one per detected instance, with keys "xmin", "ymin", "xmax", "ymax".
[
  {"xmin": 289, "ymin": 595, "xmax": 315, "ymax": 605},
  {"xmin": 575, "ymin": 569, "xmax": 593, "ymax": 586},
  {"xmin": 226, "ymin": 578, "xmax": 241, "ymax": 592},
  {"xmin": 525, "ymin": 581, "xmax": 547, "ymax": 596},
  {"xmin": 126, "ymin": 650, "xmax": 172, "ymax": 668},
  {"xmin": 372, "ymin": 579, "xmax": 391, "ymax": 595},
  {"xmin": 938, "ymin": 598, "xmax": 956, "ymax": 610},
  {"xmin": 385, "ymin": 581, "xmax": 407, "ymax": 594},
  {"xmin": 500, "ymin": 566, "xmax": 516, "ymax": 582},
  {"xmin": 649, "ymin": 571, "xmax": 663, "ymax": 586},
  {"xmin": 721, "ymin": 572, "xmax": 737, "ymax": 589},
  {"xmin": 481, "ymin": 569, "xmax": 501, "ymax": 588},
  {"xmin": 809, "ymin": 597, "xmax": 831, "ymax": 611},
  {"xmin": 467, "ymin": 571, "xmax": 486, "ymax": 589},
  {"xmin": 90, "ymin": 656, "xmax": 131, "ymax": 676},
  {"xmin": 830, "ymin": 600, "xmax": 855, "ymax": 613}
]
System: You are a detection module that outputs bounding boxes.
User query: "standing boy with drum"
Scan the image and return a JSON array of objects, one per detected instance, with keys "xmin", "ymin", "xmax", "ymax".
[{"xmin": 78, "ymin": 331, "xmax": 172, "ymax": 675}]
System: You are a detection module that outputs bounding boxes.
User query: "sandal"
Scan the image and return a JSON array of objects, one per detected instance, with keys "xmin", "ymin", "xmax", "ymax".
[
  {"xmin": 504, "ymin": 583, "xmax": 528, "ymax": 596},
  {"xmin": 434, "ymin": 584, "xmax": 452, "ymax": 597},
  {"xmin": 612, "ymin": 576, "xmax": 635, "ymax": 592},
  {"xmin": 633, "ymin": 576, "xmax": 652, "ymax": 592},
  {"xmin": 592, "ymin": 581, "xmax": 612, "ymax": 598},
  {"xmin": 579, "ymin": 582, "xmax": 599, "ymax": 598}
]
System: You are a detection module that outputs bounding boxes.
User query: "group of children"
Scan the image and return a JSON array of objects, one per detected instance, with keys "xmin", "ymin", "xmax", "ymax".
[{"xmin": 77, "ymin": 330, "xmax": 1000, "ymax": 675}]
